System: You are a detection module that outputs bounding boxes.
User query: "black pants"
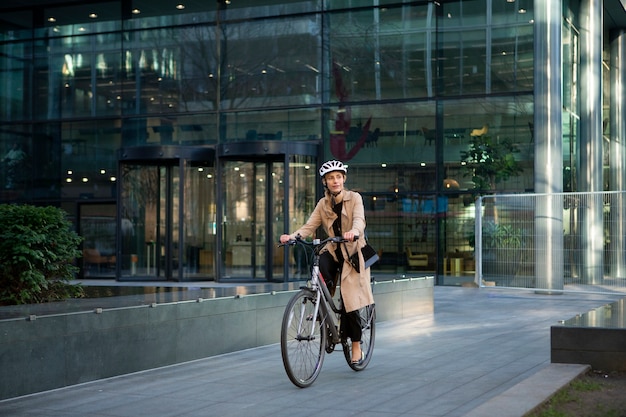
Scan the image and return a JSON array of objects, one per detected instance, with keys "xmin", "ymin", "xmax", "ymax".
[{"xmin": 319, "ymin": 251, "xmax": 362, "ymax": 342}]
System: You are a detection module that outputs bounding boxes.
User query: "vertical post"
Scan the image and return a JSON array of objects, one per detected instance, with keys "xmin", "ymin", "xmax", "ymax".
[
  {"xmin": 533, "ymin": 0, "xmax": 564, "ymax": 291},
  {"xmin": 579, "ymin": 0, "xmax": 604, "ymax": 284},
  {"xmin": 609, "ymin": 29, "xmax": 626, "ymax": 277},
  {"xmin": 475, "ymin": 197, "xmax": 482, "ymax": 286}
]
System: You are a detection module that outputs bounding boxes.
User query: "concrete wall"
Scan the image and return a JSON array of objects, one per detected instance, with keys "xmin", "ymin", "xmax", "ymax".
[
  {"xmin": 0, "ymin": 277, "xmax": 433, "ymax": 400},
  {"xmin": 551, "ymin": 327, "xmax": 626, "ymax": 371}
]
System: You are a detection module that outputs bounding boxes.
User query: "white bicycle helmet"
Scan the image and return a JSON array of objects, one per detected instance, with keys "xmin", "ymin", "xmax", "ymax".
[{"xmin": 319, "ymin": 160, "xmax": 347, "ymax": 177}]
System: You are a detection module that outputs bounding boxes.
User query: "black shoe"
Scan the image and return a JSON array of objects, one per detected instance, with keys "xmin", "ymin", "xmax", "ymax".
[{"xmin": 351, "ymin": 351, "xmax": 365, "ymax": 364}]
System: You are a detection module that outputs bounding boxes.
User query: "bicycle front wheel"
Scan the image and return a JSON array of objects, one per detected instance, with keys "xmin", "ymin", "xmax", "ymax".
[
  {"xmin": 343, "ymin": 303, "xmax": 376, "ymax": 371},
  {"xmin": 280, "ymin": 289, "xmax": 327, "ymax": 388}
]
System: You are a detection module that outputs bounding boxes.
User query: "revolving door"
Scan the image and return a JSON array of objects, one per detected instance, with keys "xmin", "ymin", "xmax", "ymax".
[{"xmin": 118, "ymin": 146, "xmax": 216, "ymax": 281}]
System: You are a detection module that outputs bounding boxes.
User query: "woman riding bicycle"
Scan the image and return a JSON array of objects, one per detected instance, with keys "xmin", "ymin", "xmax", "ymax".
[{"xmin": 280, "ymin": 160, "xmax": 375, "ymax": 364}]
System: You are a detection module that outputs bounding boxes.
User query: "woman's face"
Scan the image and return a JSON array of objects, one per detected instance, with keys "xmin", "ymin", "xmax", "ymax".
[{"xmin": 324, "ymin": 171, "xmax": 345, "ymax": 194}]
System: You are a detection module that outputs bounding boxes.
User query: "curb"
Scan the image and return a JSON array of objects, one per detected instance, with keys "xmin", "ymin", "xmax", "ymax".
[{"xmin": 462, "ymin": 363, "xmax": 591, "ymax": 417}]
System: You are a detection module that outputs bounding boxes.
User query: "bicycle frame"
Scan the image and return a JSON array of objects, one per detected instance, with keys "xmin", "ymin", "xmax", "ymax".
[
  {"xmin": 310, "ymin": 263, "xmax": 343, "ymax": 344},
  {"xmin": 285, "ymin": 236, "xmax": 346, "ymax": 344}
]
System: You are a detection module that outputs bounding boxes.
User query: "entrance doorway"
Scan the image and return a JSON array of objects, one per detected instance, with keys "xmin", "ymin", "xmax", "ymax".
[
  {"xmin": 118, "ymin": 146, "xmax": 215, "ymax": 281},
  {"xmin": 117, "ymin": 142, "xmax": 318, "ymax": 282},
  {"xmin": 221, "ymin": 161, "xmax": 283, "ymax": 280}
]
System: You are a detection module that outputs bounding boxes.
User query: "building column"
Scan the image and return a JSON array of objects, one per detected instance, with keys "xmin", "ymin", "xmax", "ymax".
[
  {"xmin": 609, "ymin": 29, "xmax": 626, "ymax": 277},
  {"xmin": 579, "ymin": 0, "xmax": 604, "ymax": 284},
  {"xmin": 534, "ymin": 0, "xmax": 564, "ymax": 291}
]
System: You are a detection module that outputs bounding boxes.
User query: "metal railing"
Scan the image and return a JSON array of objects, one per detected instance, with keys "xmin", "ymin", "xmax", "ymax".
[{"xmin": 475, "ymin": 191, "xmax": 626, "ymax": 295}]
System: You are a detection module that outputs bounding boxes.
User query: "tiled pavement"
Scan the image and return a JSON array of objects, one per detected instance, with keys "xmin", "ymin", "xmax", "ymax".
[{"xmin": 0, "ymin": 286, "xmax": 622, "ymax": 417}]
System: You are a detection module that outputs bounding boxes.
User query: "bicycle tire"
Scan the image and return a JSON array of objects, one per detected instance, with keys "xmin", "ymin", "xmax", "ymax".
[
  {"xmin": 280, "ymin": 289, "xmax": 327, "ymax": 388},
  {"xmin": 343, "ymin": 304, "xmax": 376, "ymax": 371}
]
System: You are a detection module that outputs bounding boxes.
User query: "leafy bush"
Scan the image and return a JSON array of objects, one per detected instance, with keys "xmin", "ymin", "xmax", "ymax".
[{"xmin": 0, "ymin": 204, "xmax": 84, "ymax": 305}]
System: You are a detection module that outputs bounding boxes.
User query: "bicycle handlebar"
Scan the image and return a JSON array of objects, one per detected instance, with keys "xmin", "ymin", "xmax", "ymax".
[{"xmin": 278, "ymin": 234, "xmax": 359, "ymax": 248}]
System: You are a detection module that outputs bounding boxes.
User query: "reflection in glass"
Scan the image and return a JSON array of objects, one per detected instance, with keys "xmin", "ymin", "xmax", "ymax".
[
  {"xmin": 183, "ymin": 162, "xmax": 216, "ymax": 279},
  {"xmin": 120, "ymin": 164, "xmax": 161, "ymax": 279},
  {"xmin": 80, "ymin": 203, "xmax": 118, "ymax": 277}
]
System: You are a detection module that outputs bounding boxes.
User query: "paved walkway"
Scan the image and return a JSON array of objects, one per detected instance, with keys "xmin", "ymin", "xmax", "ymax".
[{"xmin": 0, "ymin": 286, "xmax": 622, "ymax": 417}]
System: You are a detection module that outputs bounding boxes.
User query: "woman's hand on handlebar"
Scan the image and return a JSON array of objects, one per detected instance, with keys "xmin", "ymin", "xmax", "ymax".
[
  {"xmin": 342, "ymin": 231, "xmax": 359, "ymax": 242},
  {"xmin": 279, "ymin": 234, "xmax": 292, "ymax": 244}
]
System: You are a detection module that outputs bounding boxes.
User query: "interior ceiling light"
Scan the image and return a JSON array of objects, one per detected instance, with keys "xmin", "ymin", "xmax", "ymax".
[
  {"xmin": 48, "ymin": 17, "xmax": 56, "ymax": 22},
  {"xmin": 176, "ymin": 4, "xmax": 185, "ymax": 10},
  {"xmin": 132, "ymin": 8, "xmax": 141, "ymax": 14},
  {"xmin": 89, "ymin": 13, "xmax": 98, "ymax": 19}
]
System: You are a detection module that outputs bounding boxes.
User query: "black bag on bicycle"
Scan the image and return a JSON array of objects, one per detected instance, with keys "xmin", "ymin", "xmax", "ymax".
[
  {"xmin": 348, "ymin": 242, "xmax": 379, "ymax": 273},
  {"xmin": 361, "ymin": 243, "xmax": 379, "ymax": 269}
]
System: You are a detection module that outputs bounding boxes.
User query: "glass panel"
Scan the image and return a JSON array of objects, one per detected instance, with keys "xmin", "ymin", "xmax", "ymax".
[
  {"xmin": 80, "ymin": 203, "xmax": 117, "ymax": 278},
  {"xmin": 349, "ymin": 163, "xmax": 439, "ymax": 274},
  {"xmin": 326, "ymin": 0, "xmax": 411, "ymax": 11},
  {"xmin": 33, "ymin": 123, "xmax": 62, "ymax": 200},
  {"xmin": 442, "ymin": 0, "xmax": 487, "ymax": 27},
  {"xmin": 0, "ymin": 40, "xmax": 29, "ymax": 121},
  {"xmin": 441, "ymin": 194, "xmax": 476, "ymax": 283},
  {"xmin": 222, "ymin": 108, "xmax": 319, "ymax": 143},
  {"xmin": 0, "ymin": 11, "xmax": 33, "ymax": 41},
  {"xmin": 138, "ymin": 115, "xmax": 217, "ymax": 146},
  {"xmin": 221, "ymin": 160, "xmax": 288, "ymax": 281},
  {"xmin": 1, "ymin": 128, "xmax": 31, "ymax": 192},
  {"xmin": 442, "ymin": 96, "xmax": 534, "ymax": 192},
  {"xmin": 121, "ymin": 27, "xmax": 190, "ymax": 117},
  {"xmin": 168, "ymin": 165, "xmax": 180, "ymax": 277},
  {"xmin": 563, "ymin": 16, "xmax": 579, "ymax": 192},
  {"xmin": 440, "ymin": 29, "xmax": 486, "ymax": 95},
  {"xmin": 253, "ymin": 162, "xmax": 266, "ymax": 275},
  {"xmin": 183, "ymin": 162, "xmax": 216, "ymax": 280},
  {"xmin": 128, "ymin": 0, "xmax": 215, "ymax": 27},
  {"xmin": 329, "ymin": 4, "xmax": 434, "ymax": 101},
  {"xmin": 42, "ymin": 2, "xmax": 122, "ymax": 37},
  {"xmin": 491, "ymin": 26, "xmax": 534, "ymax": 93},
  {"xmin": 222, "ymin": 161, "xmax": 258, "ymax": 279},
  {"xmin": 322, "ymin": 102, "xmax": 436, "ymax": 165},
  {"xmin": 178, "ymin": 114, "xmax": 218, "ymax": 145},
  {"xmin": 33, "ymin": 39, "xmax": 55, "ymax": 120},
  {"xmin": 60, "ymin": 121, "xmax": 119, "ymax": 200},
  {"xmin": 120, "ymin": 164, "xmax": 163, "ymax": 279},
  {"xmin": 220, "ymin": 14, "xmax": 322, "ymax": 110},
  {"xmin": 493, "ymin": 0, "xmax": 534, "ymax": 25},
  {"xmin": 93, "ymin": 50, "xmax": 124, "ymax": 117},
  {"xmin": 284, "ymin": 156, "xmax": 316, "ymax": 279},
  {"xmin": 215, "ymin": 0, "xmax": 318, "ymax": 20}
]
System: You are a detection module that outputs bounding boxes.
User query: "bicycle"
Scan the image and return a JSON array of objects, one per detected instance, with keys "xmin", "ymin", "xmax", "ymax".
[{"xmin": 279, "ymin": 235, "xmax": 376, "ymax": 388}]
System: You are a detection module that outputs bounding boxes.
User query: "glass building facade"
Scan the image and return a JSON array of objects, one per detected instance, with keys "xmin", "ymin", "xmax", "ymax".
[{"xmin": 0, "ymin": 0, "xmax": 622, "ymax": 283}]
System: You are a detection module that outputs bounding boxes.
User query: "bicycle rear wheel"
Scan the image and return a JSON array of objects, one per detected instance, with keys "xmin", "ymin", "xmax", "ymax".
[
  {"xmin": 343, "ymin": 303, "xmax": 376, "ymax": 371},
  {"xmin": 280, "ymin": 289, "xmax": 327, "ymax": 388}
]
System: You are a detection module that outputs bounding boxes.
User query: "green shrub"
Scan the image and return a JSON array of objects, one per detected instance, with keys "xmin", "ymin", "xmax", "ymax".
[{"xmin": 0, "ymin": 204, "xmax": 84, "ymax": 305}]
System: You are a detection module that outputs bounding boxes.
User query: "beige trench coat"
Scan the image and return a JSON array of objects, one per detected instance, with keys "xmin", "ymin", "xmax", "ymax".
[{"xmin": 288, "ymin": 189, "xmax": 375, "ymax": 312}]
